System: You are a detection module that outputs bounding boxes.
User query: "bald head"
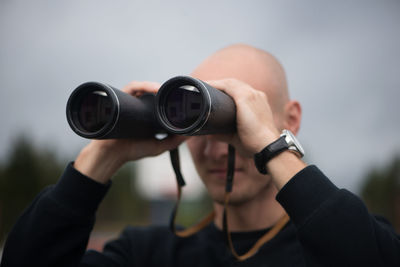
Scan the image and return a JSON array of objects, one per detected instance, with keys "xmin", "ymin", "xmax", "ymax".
[{"xmin": 191, "ymin": 44, "xmax": 289, "ymax": 114}]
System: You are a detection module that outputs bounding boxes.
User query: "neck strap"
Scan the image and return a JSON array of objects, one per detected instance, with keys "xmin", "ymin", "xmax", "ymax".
[
  {"xmin": 168, "ymin": 145, "xmax": 289, "ymax": 261},
  {"xmin": 169, "ymin": 148, "xmax": 215, "ymax": 237}
]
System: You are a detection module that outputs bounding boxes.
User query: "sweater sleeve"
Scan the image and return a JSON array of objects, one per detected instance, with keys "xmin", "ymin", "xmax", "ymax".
[
  {"xmin": 276, "ymin": 165, "xmax": 400, "ymax": 266},
  {"xmin": 0, "ymin": 162, "xmax": 110, "ymax": 267}
]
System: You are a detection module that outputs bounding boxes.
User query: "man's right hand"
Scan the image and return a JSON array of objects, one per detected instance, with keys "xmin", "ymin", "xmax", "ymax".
[{"xmin": 74, "ymin": 81, "xmax": 185, "ymax": 184}]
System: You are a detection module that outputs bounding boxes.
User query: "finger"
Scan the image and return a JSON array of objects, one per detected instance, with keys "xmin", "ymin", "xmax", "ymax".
[
  {"xmin": 207, "ymin": 79, "xmax": 268, "ymax": 108},
  {"xmin": 122, "ymin": 81, "xmax": 161, "ymax": 96},
  {"xmin": 206, "ymin": 79, "xmax": 251, "ymax": 100}
]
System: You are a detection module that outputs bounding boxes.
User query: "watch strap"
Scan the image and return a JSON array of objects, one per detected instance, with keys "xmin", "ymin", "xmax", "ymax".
[{"xmin": 254, "ymin": 136, "xmax": 289, "ymax": 174}]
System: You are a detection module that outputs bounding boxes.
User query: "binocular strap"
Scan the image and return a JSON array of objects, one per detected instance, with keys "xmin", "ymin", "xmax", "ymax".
[
  {"xmin": 168, "ymin": 145, "xmax": 290, "ymax": 261},
  {"xmin": 222, "ymin": 192, "xmax": 290, "ymax": 261},
  {"xmin": 169, "ymin": 148, "xmax": 215, "ymax": 237}
]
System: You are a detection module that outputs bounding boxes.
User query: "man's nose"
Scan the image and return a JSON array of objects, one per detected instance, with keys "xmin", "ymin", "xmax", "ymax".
[{"xmin": 203, "ymin": 136, "xmax": 228, "ymax": 161}]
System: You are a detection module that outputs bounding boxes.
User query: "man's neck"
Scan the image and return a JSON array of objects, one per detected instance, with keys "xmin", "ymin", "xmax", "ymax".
[{"xmin": 212, "ymin": 185, "xmax": 285, "ymax": 232}]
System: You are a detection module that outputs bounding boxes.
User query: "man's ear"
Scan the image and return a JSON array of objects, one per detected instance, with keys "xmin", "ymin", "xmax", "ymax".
[{"xmin": 282, "ymin": 100, "xmax": 302, "ymax": 135}]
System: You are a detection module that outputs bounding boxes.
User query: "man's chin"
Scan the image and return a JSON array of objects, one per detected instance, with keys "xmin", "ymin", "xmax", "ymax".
[{"xmin": 210, "ymin": 192, "xmax": 250, "ymax": 207}]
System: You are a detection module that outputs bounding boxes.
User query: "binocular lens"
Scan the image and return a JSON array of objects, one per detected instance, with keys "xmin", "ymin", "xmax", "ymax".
[
  {"xmin": 156, "ymin": 76, "xmax": 235, "ymax": 135},
  {"xmin": 67, "ymin": 76, "xmax": 235, "ymax": 138},
  {"xmin": 165, "ymin": 85, "xmax": 203, "ymax": 128},
  {"xmin": 78, "ymin": 91, "xmax": 113, "ymax": 132},
  {"xmin": 67, "ymin": 81, "xmax": 162, "ymax": 139}
]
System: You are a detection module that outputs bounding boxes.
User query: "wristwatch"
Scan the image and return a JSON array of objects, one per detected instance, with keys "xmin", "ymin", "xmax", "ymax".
[{"xmin": 254, "ymin": 129, "xmax": 305, "ymax": 174}]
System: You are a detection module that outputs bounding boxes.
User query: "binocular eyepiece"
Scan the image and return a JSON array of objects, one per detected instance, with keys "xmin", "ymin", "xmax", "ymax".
[{"xmin": 66, "ymin": 76, "xmax": 236, "ymax": 139}]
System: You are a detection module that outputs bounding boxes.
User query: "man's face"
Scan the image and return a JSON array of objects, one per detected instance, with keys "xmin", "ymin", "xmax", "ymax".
[
  {"xmin": 185, "ymin": 78, "xmax": 283, "ymax": 205},
  {"xmin": 187, "ymin": 135, "xmax": 275, "ymax": 205},
  {"xmin": 186, "ymin": 45, "xmax": 289, "ymax": 205}
]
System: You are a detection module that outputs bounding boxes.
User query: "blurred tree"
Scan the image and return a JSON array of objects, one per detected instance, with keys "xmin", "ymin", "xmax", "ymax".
[
  {"xmin": 0, "ymin": 135, "xmax": 65, "ymax": 243},
  {"xmin": 361, "ymin": 155, "xmax": 400, "ymax": 232}
]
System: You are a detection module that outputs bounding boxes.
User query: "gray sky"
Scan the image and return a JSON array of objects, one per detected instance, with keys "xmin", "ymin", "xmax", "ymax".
[{"xmin": 1, "ymin": 0, "xmax": 399, "ymax": 197}]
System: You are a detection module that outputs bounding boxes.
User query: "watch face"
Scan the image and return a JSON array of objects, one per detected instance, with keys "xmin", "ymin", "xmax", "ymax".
[{"xmin": 282, "ymin": 130, "xmax": 305, "ymax": 157}]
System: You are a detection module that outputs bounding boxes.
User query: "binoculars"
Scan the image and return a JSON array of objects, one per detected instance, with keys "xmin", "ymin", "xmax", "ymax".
[{"xmin": 66, "ymin": 76, "xmax": 236, "ymax": 139}]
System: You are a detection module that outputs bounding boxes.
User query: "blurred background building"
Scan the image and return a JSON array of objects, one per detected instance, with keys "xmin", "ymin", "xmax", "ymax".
[{"xmin": 1, "ymin": 0, "xmax": 399, "ymax": 251}]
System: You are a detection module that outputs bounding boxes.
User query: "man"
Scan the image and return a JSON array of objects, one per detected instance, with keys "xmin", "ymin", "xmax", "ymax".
[{"xmin": 1, "ymin": 44, "xmax": 399, "ymax": 266}]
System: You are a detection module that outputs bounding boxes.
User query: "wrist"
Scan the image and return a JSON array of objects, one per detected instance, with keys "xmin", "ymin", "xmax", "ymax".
[
  {"xmin": 267, "ymin": 151, "xmax": 307, "ymax": 190},
  {"xmin": 74, "ymin": 141, "xmax": 124, "ymax": 184},
  {"xmin": 253, "ymin": 129, "xmax": 305, "ymax": 176},
  {"xmin": 253, "ymin": 129, "xmax": 280, "ymax": 154}
]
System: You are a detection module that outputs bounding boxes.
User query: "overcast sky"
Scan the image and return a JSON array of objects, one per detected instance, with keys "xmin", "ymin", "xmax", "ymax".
[{"xmin": 0, "ymin": 0, "xmax": 399, "ymax": 198}]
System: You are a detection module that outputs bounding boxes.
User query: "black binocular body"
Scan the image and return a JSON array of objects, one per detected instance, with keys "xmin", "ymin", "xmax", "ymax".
[{"xmin": 66, "ymin": 76, "xmax": 236, "ymax": 139}]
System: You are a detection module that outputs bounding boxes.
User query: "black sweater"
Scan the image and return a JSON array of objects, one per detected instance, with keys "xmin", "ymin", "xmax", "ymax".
[{"xmin": 1, "ymin": 164, "xmax": 399, "ymax": 266}]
